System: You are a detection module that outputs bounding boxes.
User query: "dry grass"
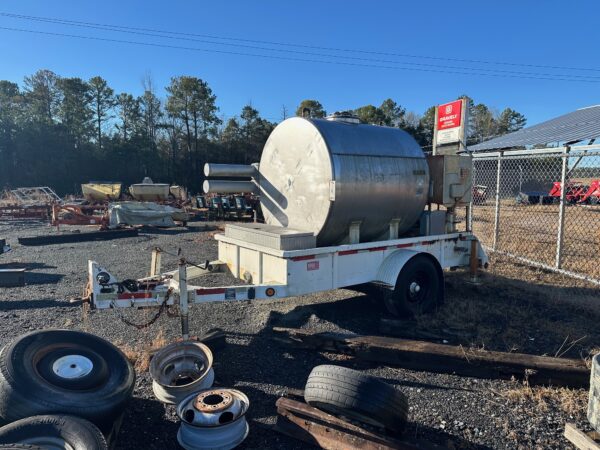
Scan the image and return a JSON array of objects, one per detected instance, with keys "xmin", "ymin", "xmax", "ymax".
[
  {"xmin": 472, "ymin": 203, "xmax": 600, "ymax": 280},
  {"xmin": 116, "ymin": 328, "xmax": 168, "ymax": 372},
  {"xmin": 500, "ymin": 383, "xmax": 587, "ymax": 416}
]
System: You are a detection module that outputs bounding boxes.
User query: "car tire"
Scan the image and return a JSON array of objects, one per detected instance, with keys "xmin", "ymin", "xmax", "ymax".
[
  {"xmin": 383, "ymin": 254, "xmax": 442, "ymax": 317},
  {"xmin": 304, "ymin": 365, "xmax": 408, "ymax": 434},
  {"xmin": 0, "ymin": 330, "xmax": 135, "ymax": 433},
  {"xmin": 0, "ymin": 415, "xmax": 107, "ymax": 450}
]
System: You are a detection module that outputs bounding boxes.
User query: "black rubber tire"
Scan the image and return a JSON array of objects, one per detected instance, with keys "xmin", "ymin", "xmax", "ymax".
[
  {"xmin": 383, "ymin": 254, "xmax": 442, "ymax": 317},
  {"xmin": 0, "ymin": 329, "xmax": 135, "ymax": 434},
  {"xmin": 0, "ymin": 445, "xmax": 45, "ymax": 450},
  {"xmin": 304, "ymin": 365, "xmax": 408, "ymax": 434},
  {"xmin": 0, "ymin": 415, "xmax": 107, "ymax": 450}
]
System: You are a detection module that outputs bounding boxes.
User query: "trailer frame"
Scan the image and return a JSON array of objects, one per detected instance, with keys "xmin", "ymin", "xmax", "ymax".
[{"xmin": 86, "ymin": 230, "xmax": 487, "ymax": 338}]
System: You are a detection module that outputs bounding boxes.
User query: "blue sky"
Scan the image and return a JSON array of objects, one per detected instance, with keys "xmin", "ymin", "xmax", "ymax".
[{"xmin": 0, "ymin": 1, "xmax": 598, "ymax": 125}]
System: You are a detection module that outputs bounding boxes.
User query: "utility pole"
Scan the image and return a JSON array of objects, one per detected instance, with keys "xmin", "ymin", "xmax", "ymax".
[{"xmin": 281, "ymin": 105, "xmax": 288, "ymax": 121}]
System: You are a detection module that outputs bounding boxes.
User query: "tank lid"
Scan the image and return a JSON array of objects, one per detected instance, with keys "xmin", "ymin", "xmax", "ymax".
[{"xmin": 325, "ymin": 112, "xmax": 361, "ymax": 124}]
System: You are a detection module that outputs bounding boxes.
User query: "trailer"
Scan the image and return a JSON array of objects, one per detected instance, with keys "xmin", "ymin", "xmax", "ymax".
[
  {"xmin": 83, "ymin": 116, "xmax": 487, "ymax": 338},
  {"xmin": 87, "ymin": 226, "xmax": 487, "ymax": 337}
]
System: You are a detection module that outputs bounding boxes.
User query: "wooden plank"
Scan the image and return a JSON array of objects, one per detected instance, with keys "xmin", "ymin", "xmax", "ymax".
[
  {"xmin": 272, "ymin": 327, "xmax": 590, "ymax": 388},
  {"xmin": 564, "ymin": 423, "xmax": 600, "ymax": 450},
  {"xmin": 274, "ymin": 396, "xmax": 437, "ymax": 450}
]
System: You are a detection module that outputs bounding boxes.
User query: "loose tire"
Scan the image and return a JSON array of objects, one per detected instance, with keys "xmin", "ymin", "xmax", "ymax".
[
  {"xmin": 0, "ymin": 330, "xmax": 135, "ymax": 433},
  {"xmin": 304, "ymin": 365, "xmax": 408, "ymax": 434},
  {"xmin": 384, "ymin": 254, "xmax": 442, "ymax": 317},
  {"xmin": 0, "ymin": 445, "xmax": 44, "ymax": 450},
  {"xmin": 0, "ymin": 415, "xmax": 107, "ymax": 450}
]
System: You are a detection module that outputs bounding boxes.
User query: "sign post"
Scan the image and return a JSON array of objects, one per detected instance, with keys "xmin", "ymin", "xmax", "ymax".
[{"xmin": 432, "ymin": 98, "xmax": 468, "ymax": 155}]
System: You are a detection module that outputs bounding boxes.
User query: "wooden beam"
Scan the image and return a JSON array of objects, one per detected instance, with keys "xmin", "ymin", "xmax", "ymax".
[
  {"xmin": 272, "ymin": 327, "xmax": 590, "ymax": 388},
  {"xmin": 564, "ymin": 423, "xmax": 600, "ymax": 450},
  {"xmin": 274, "ymin": 396, "xmax": 439, "ymax": 450}
]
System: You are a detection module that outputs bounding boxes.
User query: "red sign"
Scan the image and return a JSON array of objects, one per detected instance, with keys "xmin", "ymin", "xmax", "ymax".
[
  {"xmin": 307, "ymin": 261, "xmax": 319, "ymax": 271},
  {"xmin": 437, "ymin": 100, "xmax": 462, "ymax": 130}
]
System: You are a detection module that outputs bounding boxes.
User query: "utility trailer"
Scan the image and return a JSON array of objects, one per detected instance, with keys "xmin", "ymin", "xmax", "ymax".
[
  {"xmin": 84, "ymin": 116, "xmax": 488, "ymax": 337},
  {"xmin": 87, "ymin": 224, "xmax": 487, "ymax": 338}
]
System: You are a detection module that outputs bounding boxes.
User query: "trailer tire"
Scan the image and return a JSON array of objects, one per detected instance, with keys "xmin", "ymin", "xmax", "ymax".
[
  {"xmin": 304, "ymin": 365, "xmax": 408, "ymax": 434},
  {"xmin": 384, "ymin": 254, "xmax": 442, "ymax": 317},
  {"xmin": 0, "ymin": 415, "xmax": 107, "ymax": 450},
  {"xmin": 0, "ymin": 330, "xmax": 135, "ymax": 433}
]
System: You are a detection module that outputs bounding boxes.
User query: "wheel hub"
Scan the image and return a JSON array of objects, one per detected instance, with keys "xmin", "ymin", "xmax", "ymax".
[
  {"xmin": 52, "ymin": 355, "xmax": 94, "ymax": 379},
  {"xmin": 409, "ymin": 281, "xmax": 421, "ymax": 295}
]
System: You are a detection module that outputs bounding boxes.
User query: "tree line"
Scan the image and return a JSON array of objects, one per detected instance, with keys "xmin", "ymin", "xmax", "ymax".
[
  {"xmin": 297, "ymin": 96, "xmax": 526, "ymax": 149},
  {"xmin": 0, "ymin": 69, "xmax": 526, "ymax": 195}
]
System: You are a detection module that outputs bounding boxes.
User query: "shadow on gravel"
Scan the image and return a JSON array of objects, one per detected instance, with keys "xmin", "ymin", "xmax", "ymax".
[
  {"xmin": 218, "ymin": 336, "xmax": 492, "ymax": 450},
  {"xmin": 115, "ymin": 396, "xmax": 176, "ymax": 450},
  {"xmin": 0, "ymin": 262, "xmax": 57, "ymax": 270},
  {"xmin": 0, "ymin": 298, "xmax": 74, "ymax": 311},
  {"xmin": 24, "ymin": 272, "xmax": 65, "ymax": 285},
  {"xmin": 266, "ymin": 292, "xmax": 385, "ymax": 335}
]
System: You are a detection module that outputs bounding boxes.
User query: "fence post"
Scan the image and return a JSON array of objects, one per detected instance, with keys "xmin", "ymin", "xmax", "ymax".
[
  {"xmin": 492, "ymin": 152, "xmax": 502, "ymax": 250},
  {"xmin": 466, "ymin": 156, "xmax": 474, "ymax": 232},
  {"xmin": 555, "ymin": 146, "xmax": 569, "ymax": 269}
]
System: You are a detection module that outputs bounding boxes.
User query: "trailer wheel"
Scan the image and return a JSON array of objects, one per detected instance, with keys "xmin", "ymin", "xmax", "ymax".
[
  {"xmin": 384, "ymin": 254, "xmax": 442, "ymax": 317},
  {"xmin": 304, "ymin": 365, "xmax": 408, "ymax": 434},
  {"xmin": 0, "ymin": 415, "xmax": 107, "ymax": 450},
  {"xmin": 0, "ymin": 330, "xmax": 135, "ymax": 433}
]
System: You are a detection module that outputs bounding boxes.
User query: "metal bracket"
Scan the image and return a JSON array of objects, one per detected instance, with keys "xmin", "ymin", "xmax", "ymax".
[{"xmin": 349, "ymin": 221, "xmax": 361, "ymax": 245}]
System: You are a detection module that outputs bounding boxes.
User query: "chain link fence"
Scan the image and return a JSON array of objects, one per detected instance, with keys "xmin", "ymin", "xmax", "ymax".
[{"xmin": 471, "ymin": 146, "xmax": 600, "ymax": 285}]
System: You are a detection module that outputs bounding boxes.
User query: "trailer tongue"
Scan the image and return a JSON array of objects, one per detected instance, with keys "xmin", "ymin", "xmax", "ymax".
[{"xmin": 83, "ymin": 116, "xmax": 488, "ymax": 337}]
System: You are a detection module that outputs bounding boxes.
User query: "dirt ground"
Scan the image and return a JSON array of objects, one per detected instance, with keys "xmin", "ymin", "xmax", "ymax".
[{"xmin": 0, "ymin": 220, "xmax": 599, "ymax": 449}]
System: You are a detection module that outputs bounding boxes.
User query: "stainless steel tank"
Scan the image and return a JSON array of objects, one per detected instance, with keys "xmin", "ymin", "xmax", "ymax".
[{"xmin": 258, "ymin": 117, "xmax": 429, "ymax": 246}]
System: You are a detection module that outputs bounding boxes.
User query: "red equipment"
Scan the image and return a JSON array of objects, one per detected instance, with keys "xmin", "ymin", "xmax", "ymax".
[
  {"xmin": 578, "ymin": 180, "xmax": 600, "ymax": 204},
  {"xmin": 548, "ymin": 181, "xmax": 589, "ymax": 203}
]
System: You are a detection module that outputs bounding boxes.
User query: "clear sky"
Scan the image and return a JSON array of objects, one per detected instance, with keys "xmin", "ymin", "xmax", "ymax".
[{"xmin": 0, "ymin": 1, "xmax": 598, "ymax": 125}]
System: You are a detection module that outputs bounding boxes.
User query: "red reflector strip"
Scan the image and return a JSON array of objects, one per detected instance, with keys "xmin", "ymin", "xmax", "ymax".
[
  {"xmin": 369, "ymin": 247, "xmax": 387, "ymax": 252},
  {"xmin": 339, "ymin": 250, "xmax": 358, "ymax": 256},
  {"xmin": 396, "ymin": 243, "xmax": 413, "ymax": 248},
  {"xmin": 421, "ymin": 240, "xmax": 435, "ymax": 245},
  {"xmin": 117, "ymin": 292, "xmax": 153, "ymax": 299},
  {"xmin": 291, "ymin": 255, "xmax": 316, "ymax": 261},
  {"xmin": 196, "ymin": 288, "xmax": 227, "ymax": 295}
]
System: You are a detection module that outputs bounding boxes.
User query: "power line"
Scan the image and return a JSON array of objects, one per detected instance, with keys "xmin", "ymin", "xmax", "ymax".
[
  {"xmin": 1, "ymin": 25, "xmax": 599, "ymax": 83},
  {"xmin": 2, "ymin": 11, "xmax": 599, "ymax": 74},
  {"xmin": 2, "ymin": 12, "xmax": 599, "ymax": 80}
]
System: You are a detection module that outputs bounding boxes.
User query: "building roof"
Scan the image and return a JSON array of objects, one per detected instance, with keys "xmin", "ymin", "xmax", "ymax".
[{"xmin": 469, "ymin": 105, "xmax": 600, "ymax": 152}]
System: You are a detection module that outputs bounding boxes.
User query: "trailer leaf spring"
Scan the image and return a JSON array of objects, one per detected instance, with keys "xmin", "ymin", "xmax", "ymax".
[{"xmin": 111, "ymin": 288, "xmax": 173, "ymax": 330}]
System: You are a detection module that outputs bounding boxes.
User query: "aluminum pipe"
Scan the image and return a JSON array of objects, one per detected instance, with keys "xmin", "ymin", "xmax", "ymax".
[
  {"xmin": 203, "ymin": 163, "xmax": 257, "ymax": 178},
  {"xmin": 202, "ymin": 180, "xmax": 256, "ymax": 194}
]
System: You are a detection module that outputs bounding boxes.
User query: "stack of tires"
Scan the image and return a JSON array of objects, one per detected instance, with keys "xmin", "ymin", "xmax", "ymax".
[{"xmin": 0, "ymin": 330, "xmax": 135, "ymax": 450}]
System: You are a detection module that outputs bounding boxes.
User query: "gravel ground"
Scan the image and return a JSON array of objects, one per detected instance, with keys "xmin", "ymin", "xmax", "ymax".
[{"xmin": 0, "ymin": 220, "xmax": 598, "ymax": 449}]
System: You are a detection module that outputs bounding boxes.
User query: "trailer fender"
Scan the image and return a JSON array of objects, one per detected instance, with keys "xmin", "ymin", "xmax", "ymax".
[{"xmin": 374, "ymin": 250, "xmax": 443, "ymax": 291}]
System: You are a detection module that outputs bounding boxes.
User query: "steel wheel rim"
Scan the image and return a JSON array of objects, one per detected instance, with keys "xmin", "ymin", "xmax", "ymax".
[{"xmin": 52, "ymin": 354, "xmax": 94, "ymax": 379}]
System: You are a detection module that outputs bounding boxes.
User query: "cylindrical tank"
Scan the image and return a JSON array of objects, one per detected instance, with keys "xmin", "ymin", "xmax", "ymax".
[{"xmin": 258, "ymin": 117, "xmax": 430, "ymax": 246}]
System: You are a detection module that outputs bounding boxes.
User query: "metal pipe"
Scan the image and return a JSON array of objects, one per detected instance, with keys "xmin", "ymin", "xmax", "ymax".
[
  {"xmin": 469, "ymin": 239, "xmax": 479, "ymax": 283},
  {"xmin": 492, "ymin": 153, "xmax": 502, "ymax": 251},
  {"xmin": 555, "ymin": 146, "xmax": 569, "ymax": 269},
  {"xmin": 178, "ymin": 260, "xmax": 189, "ymax": 340},
  {"xmin": 202, "ymin": 180, "xmax": 256, "ymax": 194},
  {"xmin": 203, "ymin": 163, "xmax": 257, "ymax": 178}
]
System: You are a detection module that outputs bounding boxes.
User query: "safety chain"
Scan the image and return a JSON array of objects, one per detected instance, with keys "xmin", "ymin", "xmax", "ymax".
[{"xmin": 111, "ymin": 288, "xmax": 173, "ymax": 330}]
